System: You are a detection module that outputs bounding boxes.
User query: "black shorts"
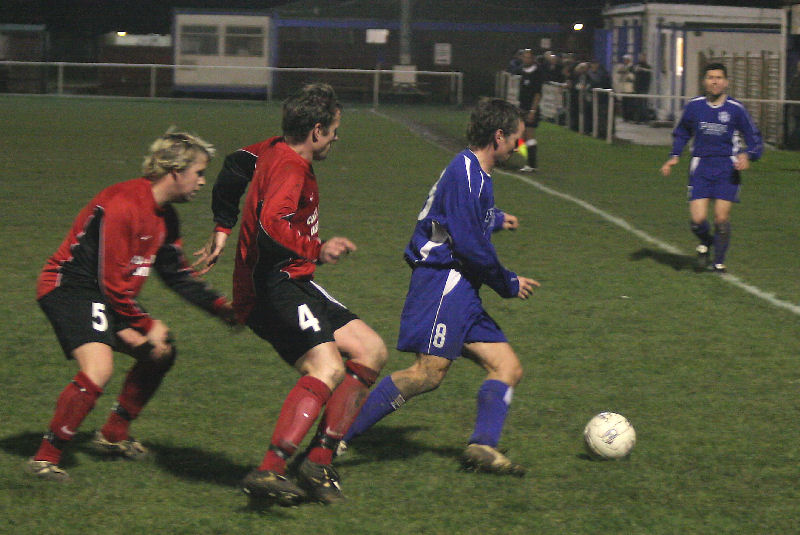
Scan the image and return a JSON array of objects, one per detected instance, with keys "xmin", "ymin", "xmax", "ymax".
[
  {"xmin": 246, "ymin": 278, "xmax": 359, "ymax": 365},
  {"xmin": 38, "ymin": 286, "xmax": 132, "ymax": 358},
  {"xmin": 524, "ymin": 105, "xmax": 541, "ymax": 128}
]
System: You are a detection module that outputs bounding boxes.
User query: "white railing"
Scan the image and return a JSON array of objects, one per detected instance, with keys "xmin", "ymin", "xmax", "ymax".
[
  {"xmin": 587, "ymin": 90, "xmax": 800, "ymax": 145},
  {"xmin": 499, "ymin": 77, "xmax": 799, "ymax": 146},
  {"xmin": 0, "ymin": 61, "xmax": 464, "ymax": 107}
]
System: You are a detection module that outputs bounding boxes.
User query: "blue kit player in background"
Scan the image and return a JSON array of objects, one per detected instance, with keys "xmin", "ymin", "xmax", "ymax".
[
  {"xmin": 661, "ymin": 63, "xmax": 763, "ymax": 273},
  {"xmin": 339, "ymin": 98, "xmax": 539, "ymax": 475}
]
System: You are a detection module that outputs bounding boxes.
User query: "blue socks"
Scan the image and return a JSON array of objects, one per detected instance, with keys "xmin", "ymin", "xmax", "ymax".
[
  {"xmin": 343, "ymin": 375, "xmax": 405, "ymax": 442},
  {"xmin": 344, "ymin": 376, "xmax": 514, "ymax": 449},
  {"xmin": 691, "ymin": 220, "xmax": 712, "ymax": 246},
  {"xmin": 713, "ymin": 221, "xmax": 731, "ymax": 265},
  {"xmin": 468, "ymin": 380, "xmax": 512, "ymax": 448}
]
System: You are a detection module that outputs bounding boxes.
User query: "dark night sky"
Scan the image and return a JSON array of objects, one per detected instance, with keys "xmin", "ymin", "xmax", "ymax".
[{"xmin": 0, "ymin": 0, "xmax": 790, "ymax": 36}]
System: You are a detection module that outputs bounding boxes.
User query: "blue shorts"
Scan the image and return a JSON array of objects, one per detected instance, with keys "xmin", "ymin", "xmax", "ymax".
[
  {"xmin": 396, "ymin": 266, "xmax": 507, "ymax": 360},
  {"xmin": 687, "ymin": 156, "xmax": 740, "ymax": 202}
]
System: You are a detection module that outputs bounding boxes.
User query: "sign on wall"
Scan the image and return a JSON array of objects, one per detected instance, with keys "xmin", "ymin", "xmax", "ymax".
[{"xmin": 434, "ymin": 43, "xmax": 452, "ymax": 66}]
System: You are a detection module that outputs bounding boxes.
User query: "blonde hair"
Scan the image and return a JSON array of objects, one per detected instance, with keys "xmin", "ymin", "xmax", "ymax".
[{"xmin": 142, "ymin": 130, "xmax": 215, "ymax": 179}]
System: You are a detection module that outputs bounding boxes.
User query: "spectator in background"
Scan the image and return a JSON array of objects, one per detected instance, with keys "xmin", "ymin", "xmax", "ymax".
[
  {"xmin": 633, "ymin": 53, "xmax": 653, "ymax": 123},
  {"xmin": 542, "ymin": 52, "xmax": 564, "ymax": 83},
  {"xmin": 506, "ymin": 49, "xmax": 524, "ymax": 75},
  {"xmin": 569, "ymin": 61, "xmax": 588, "ymax": 132},
  {"xmin": 614, "ymin": 54, "xmax": 636, "ymax": 122},
  {"xmin": 586, "ymin": 61, "xmax": 612, "ymax": 136},
  {"xmin": 786, "ymin": 59, "xmax": 800, "ymax": 148}
]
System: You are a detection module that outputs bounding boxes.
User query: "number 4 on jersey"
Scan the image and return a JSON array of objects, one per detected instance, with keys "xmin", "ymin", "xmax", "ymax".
[{"xmin": 297, "ymin": 304, "xmax": 321, "ymax": 332}]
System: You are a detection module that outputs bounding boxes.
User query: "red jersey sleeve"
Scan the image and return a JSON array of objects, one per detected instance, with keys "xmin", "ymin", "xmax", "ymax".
[{"xmin": 258, "ymin": 160, "xmax": 323, "ymax": 262}]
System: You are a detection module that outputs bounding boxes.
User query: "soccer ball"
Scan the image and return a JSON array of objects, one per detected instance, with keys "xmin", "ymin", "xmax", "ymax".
[{"xmin": 583, "ymin": 412, "xmax": 636, "ymax": 460}]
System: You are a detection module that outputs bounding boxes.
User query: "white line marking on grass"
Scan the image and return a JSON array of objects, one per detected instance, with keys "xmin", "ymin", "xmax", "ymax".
[
  {"xmin": 501, "ymin": 170, "xmax": 800, "ymax": 317},
  {"xmin": 502, "ymin": 171, "xmax": 683, "ymax": 255},
  {"xmin": 373, "ymin": 109, "xmax": 800, "ymax": 317}
]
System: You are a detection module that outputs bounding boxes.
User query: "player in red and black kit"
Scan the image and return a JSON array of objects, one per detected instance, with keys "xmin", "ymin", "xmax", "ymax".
[
  {"xmin": 27, "ymin": 132, "xmax": 235, "ymax": 482},
  {"xmin": 193, "ymin": 83, "xmax": 387, "ymax": 505}
]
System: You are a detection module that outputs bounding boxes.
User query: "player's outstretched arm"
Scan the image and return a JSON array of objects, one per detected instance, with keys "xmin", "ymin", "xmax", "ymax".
[
  {"xmin": 319, "ymin": 236, "xmax": 357, "ymax": 264},
  {"xmin": 192, "ymin": 230, "xmax": 230, "ymax": 275},
  {"xmin": 517, "ymin": 276, "xmax": 540, "ymax": 300}
]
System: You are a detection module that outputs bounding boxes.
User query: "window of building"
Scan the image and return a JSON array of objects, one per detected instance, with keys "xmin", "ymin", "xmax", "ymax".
[
  {"xmin": 180, "ymin": 25, "xmax": 218, "ymax": 55},
  {"xmin": 225, "ymin": 26, "xmax": 264, "ymax": 57},
  {"xmin": 366, "ymin": 29, "xmax": 389, "ymax": 44}
]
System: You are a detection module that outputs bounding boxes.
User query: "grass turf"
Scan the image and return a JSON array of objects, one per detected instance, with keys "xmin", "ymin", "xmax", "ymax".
[{"xmin": 1, "ymin": 95, "xmax": 800, "ymax": 534}]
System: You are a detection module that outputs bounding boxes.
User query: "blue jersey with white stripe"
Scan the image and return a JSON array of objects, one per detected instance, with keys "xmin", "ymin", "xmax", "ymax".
[
  {"xmin": 404, "ymin": 149, "xmax": 519, "ymax": 298},
  {"xmin": 671, "ymin": 96, "xmax": 763, "ymax": 160}
]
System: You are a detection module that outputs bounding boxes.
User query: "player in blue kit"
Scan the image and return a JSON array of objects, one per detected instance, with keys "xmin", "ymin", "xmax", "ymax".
[
  {"xmin": 339, "ymin": 98, "xmax": 539, "ymax": 475},
  {"xmin": 661, "ymin": 63, "xmax": 763, "ymax": 273}
]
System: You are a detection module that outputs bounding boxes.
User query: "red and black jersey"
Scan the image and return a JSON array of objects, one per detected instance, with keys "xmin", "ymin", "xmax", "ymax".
[
  {"xmin": 38, "ymin": 177, "xmax": 226, "ymax": 333},
  {"xmin": 227, "ymin": 137, "xmax": 322, "ymax": 321}
]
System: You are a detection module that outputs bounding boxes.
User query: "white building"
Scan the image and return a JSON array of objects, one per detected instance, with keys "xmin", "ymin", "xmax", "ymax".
[
  {"xmin": 172, "ymin": 10, "xmax": 273, "ymax": 95},
  {"xmin": 601, "ymin": 3, "xmax": 784, "ymax": 122}
]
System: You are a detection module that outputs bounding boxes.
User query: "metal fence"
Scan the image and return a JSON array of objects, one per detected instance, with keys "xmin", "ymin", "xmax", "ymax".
[{"xmin": 0, "ymin": 61, "xmax": 464, "ymax": 107}]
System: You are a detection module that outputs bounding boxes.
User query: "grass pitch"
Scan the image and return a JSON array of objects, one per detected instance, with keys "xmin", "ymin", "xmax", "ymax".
[{"xmin": 1, "ymin": 95, "xmax": 800, "ymax": 534}]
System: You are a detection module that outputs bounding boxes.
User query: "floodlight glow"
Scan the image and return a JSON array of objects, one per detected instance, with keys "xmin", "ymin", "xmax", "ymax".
[
  {"xmin": 573, "ymin": 23, "xmax": 584, "ymax": 31},
  {"xmin": 117, "ymin": 31, "xmax": 127, "ymax": 37}
]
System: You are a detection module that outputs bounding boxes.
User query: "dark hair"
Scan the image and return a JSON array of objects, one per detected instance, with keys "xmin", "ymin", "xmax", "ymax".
[
  {"xmin": 466, "ymin": 98, "xmax": 524, "ymax": 148},
  {"xmin": 704, "ymin": 63, "xmax": 727, "ymax": 77},
  {"xmin": 282, "ymin": 83, "xmax": 342, "ymax": 143}
]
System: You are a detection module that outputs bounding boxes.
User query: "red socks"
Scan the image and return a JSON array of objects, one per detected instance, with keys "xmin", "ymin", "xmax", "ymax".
[
  {"xmin": 259, "ymin": 375, "xmax": 331, "ymax": 474},
  {"xmin": 35, "ymin": 372, "xmax": 103, "ymax": 464},
  {"xmin": 308, "ymin": 361, "xmax": 379, "ymax": 465},
  {"xmin": 100, "ymin": 359, "xmax": 170, "ymax": 442}
]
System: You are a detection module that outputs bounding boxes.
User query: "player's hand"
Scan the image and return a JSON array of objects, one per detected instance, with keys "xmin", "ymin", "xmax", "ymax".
[
  {"xmin": 116, "ymin": 325, "xmax": 172, "ymax": 361},
  {"xmin": 660, "ymin": 156, "xmax": 679, "ymax": 176},
  {"xmin": 115, "ymin": 327, "xmax": 148, "ymax": 352},
  {"xmin": 146, "ymin": 319, "xmax": 173, "ymax": 360},
  {"xmin": 734, "ymin": 153, "xmax": 750, "ymax": 171},
  {"xmin": 319, "ymin": 237, "xmax": 357, "ymax": 264},
  {"xmin": 217, "ymin": 300, "xmax": 239, "ymax": 326},
  {"xmin": 192, "ymin": 231, "xmax": 229, "ymax": 275},
  {"xmin": 502, "ymin": 213, "xmax": 519, "ymax": 231},
  {"xmin": 517, "ymin": 276, "xmax": 540, "ymax": 300},
  {"xmin": 116, "ymin": 328, "xmax": 155, "ymax": 360}
]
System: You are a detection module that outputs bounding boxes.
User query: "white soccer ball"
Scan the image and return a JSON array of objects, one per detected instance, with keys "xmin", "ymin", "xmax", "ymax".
[{"xmin": 583, "ymin": 412, "xmax": 636, "ymax": 460}]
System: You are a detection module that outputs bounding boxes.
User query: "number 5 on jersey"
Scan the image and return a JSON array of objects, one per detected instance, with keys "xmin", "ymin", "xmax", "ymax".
[
  {"xmin": 92, "ymin": 302, "xmax": 108, "ymax": 332},
  {"xmin": 297, "ymin": 304, "xmax": 321, "ymax": 332}
]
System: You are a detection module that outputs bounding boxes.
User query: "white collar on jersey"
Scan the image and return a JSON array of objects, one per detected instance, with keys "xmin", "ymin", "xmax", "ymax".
[{"xmin": 705, "ymin": 95, "xmax": 727, "ymax": 108}]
